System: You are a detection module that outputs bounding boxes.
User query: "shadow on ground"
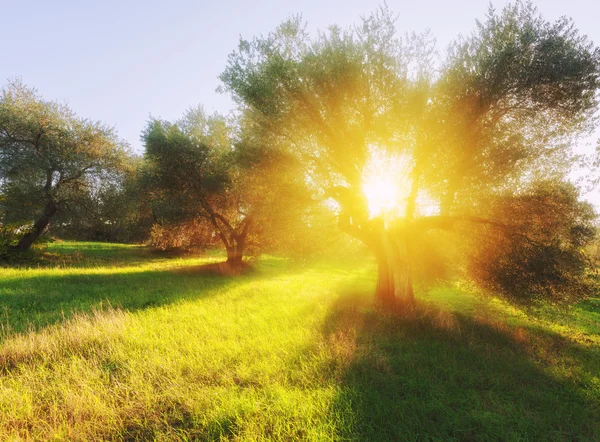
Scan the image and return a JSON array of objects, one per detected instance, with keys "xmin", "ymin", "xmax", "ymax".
[
  {"xmin": 1, "ymin": 243, "xmax": 182, "ymax": 269},
  {"xmin": 323, "ymin": 291, "xmax": 600, "ymax": 441},
  {"xmin": 0, "ymin": 262, "xmax": 261, "ymax": 335}
]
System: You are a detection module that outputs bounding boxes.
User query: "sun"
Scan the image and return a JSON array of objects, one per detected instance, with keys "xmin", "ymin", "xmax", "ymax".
[
  {"xmin": 362, "ymin": 148, "xmax": 412, "ymax": 219},
  {"xmin": 361, "ymin": 147, "xmax": 440, "ymax": 219},
  {"xmin": 363, "ymin": 174, "xmax": 400, "ymax": 218}
]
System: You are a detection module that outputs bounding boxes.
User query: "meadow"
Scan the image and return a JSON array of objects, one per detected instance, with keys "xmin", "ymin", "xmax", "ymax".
[{"xmin": 0, "ymin": 241, "xmax": 599, "ymax": 441}]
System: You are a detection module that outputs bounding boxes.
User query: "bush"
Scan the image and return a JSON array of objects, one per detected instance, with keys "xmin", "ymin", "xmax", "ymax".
[
  {"xmin": 149, "ymin": 220, "xmax": 219, "ymax": 252},
  {"xmin": 467, "ymin": 182, "xmax": 598, "ymax": 304}
]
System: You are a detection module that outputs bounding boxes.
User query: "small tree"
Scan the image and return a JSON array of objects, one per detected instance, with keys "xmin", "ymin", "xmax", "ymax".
[
  {"xmin": 142, "ymin": 109, "xmax": 253, "ymax": 266},
  {"xmin": 0, "ymin": 80, "xmax": 130, "ymax": 251},
  {"xmin": 142, "ymin": 107, "xmax": 319, "ymax": 265}
]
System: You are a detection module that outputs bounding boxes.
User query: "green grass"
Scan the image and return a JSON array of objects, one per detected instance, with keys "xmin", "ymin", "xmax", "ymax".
[{"xmin": 0, "ymin": 241, "xmax": 599, "ymax": 441}]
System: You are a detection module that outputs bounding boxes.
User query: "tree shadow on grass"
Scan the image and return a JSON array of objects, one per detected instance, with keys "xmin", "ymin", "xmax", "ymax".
[
  {"xmin": 0, "ymin": 262, "xmax": 260, "ymax": 336},
  {"xmin": 1, "ymin": 241, "xmax": 229, "ymax": 269},
  {"xmin": 324, "ymin": 291, "xmax": 600, "ymax": 441},
  {"xmin": 171, "ymin": 261, "xmax": 254, "ymax": 276}
]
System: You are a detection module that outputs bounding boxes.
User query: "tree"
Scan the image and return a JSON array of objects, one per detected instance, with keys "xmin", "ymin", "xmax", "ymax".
[
  {"xmin": 220, "ymin": 2, "xmax": 600, "ymax": 307},
  {"xmin": 51, "ymin": 156, "xmax": 153, "ymax": 244},
  {"xmin": 0, "ymin": 79, "xmax": 130, "ymax": 251},
  {"xmin": 142, "ymin": 106, "xmax": 318, "ymax": 266},
  {"xmin": 142, "ymin": 110, "xmax": 243, "ymax": 264}
]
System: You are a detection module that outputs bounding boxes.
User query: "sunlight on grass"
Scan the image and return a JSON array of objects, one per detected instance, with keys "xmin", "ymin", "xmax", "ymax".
[
  {"xmin": 0, "ymin": 243, "xmax": 599, "ymax": 440},
  {"xmin": 0, "ymin": 248, "xmax": 359, "ymax": 440}
]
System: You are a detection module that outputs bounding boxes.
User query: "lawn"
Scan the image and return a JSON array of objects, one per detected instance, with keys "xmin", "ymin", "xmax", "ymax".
[{"xmin": 0, "ymin": 241, "xmax": 599, "ymax": 441}]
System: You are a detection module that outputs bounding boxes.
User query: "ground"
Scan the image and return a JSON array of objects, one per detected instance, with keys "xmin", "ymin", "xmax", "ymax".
[{"xmin": 0, "ymin": 241, "xmax": 599, "ymax": 441}]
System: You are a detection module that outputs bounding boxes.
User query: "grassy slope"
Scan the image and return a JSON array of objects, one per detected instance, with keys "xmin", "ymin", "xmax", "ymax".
[{"xmin": 0, "ymin": 241, "xmax": 598, "ymax": 441}]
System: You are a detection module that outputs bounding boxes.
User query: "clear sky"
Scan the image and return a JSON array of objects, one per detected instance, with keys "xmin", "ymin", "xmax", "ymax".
[{"xmin": 2, "ymin": 0, "xmax": 598, "ymax": 199}]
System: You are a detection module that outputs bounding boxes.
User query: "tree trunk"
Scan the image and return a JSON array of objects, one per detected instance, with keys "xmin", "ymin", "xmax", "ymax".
[
  {"xmin": 225, "ymin": 235, "xmax": 246, "ymax": 268},
  {"xmin": 374, "ymin": 229, "xmax": 416, "ymax": 308},
  {"xmin": 13, "ymin": 200, "xmax": 57, "ymax": 251},
  {"xmin": 375, "ymin": 249, "xmax": 397, "ymax": 309},
  {"xmin": 234, "ymin": 235, "xmax": 245, "ymax": 264},
  {"xmin": 225, "ymin": 245, "xmax": 235, "ymax": 263},
  {"xmin": 401, "ymin": 235, "xmax": 415, "ymax": 305},
  {"xmin": 337, "ymin": 213, "xmax": 416, "ymax": 309},
  {"xmin": 226, "ymin": 248, "xmax": 244, "ymax": 266}
]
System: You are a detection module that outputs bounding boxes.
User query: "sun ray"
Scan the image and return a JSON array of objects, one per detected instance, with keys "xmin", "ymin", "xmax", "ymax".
[
  {"xmin": 362, "ymin": 147, "xmax": 411, "ymax": 219},
  {"xmin": 362, "ymin": 147, "xmax": 439, "ymax": 220}
]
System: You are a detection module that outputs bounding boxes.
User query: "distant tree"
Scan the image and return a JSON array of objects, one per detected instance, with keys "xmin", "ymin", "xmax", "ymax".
[
  {"xmin": 142, "ymin": 109, "xmax": 243, "ymax": 263},
  {"xmin": 142, "ymin": 107, "xmax": 319, "ymax": 265},
  {"xmin": 51, "ymin": 156, "xmax": 153, "ymax": 243},
  {"xmin": 0, "ymin": 80, "xmax": 130, "ymax": 251},
  {"xmin": 220, "ymin": 2, "xmax": 600, "ymax": 307}
]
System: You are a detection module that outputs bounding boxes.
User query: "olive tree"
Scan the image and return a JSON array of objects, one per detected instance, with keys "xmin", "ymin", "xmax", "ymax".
[
  {"xmin": 142, "ymin": 106, "xmax": 318, "ymax": 266},
  {"xmin": 220, "ymin": 2, "xmax": 600, "ymax": 307},
  {"xmin": 0, "ymin": 79, "xmax": 130, "ymax": 251}
]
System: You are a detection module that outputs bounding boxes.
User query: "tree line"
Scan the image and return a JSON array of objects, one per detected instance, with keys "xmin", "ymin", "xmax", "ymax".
[{"xmin": 1, "ymin": 1, "xmax": 599, "ymax": 308}]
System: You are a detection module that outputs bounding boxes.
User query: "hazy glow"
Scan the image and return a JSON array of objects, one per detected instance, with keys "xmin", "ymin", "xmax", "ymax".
[
  {"xmin": 363, "ymin": 173, "xmax": 401, "ymax": 218},
  {"xmin": 362, "ymin": 148, "xmax": 412, "ymax": 218},
  {"xmin": 415, "ymin": 192, "xmax": 440, "ymax": 217},
  {"xmin": 362, "ymin": 147, "xmax": 440, "ymax": 219}
]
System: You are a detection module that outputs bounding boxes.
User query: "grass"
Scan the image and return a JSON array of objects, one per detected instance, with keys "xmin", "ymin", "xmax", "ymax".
[{"xmin": 0, "ymin": 240, "xmax": 599, "ymax": 441}]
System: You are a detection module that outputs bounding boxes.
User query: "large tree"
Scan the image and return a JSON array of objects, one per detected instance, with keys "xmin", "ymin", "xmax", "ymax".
[
  {"xmin": 0, "ymin": 80, "xmax": 130, "ymax": 251},
  {"xmin": 220, "ymin": 2, "xmax": 600, "ymax": 307}
]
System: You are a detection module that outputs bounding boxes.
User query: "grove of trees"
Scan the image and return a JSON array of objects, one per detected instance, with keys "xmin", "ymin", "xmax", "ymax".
[{"xmin": 1, "ymin": 1, "xmax": 599, "ymax": 308}]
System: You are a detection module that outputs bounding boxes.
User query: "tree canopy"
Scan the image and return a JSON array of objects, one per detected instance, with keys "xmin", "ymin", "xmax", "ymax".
[
  {"xmin": 0, "ymin": 79, "xmax": 130, "ymax": 251},
  {"xmin": 141, "ymin": 107, "xmax": 315, "ymax": 266},
  {"xmin": 220, "ymin": 1, "xmax": 600, "ymax": 306}
]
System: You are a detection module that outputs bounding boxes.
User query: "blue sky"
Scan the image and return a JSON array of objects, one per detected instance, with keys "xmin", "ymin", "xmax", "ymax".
[
  {"xmin": 3, "ymin": 0, "xmax": 596, "ymax": 150},
  {"xmin": 2, "ymin": 0, "xmax": 598, "ymax": 202}
]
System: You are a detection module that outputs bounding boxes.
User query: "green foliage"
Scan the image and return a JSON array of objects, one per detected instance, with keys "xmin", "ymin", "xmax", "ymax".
[
  {"xmin": 435, "ymin": 1, "xmax": 600, "ymax": 201},
  {"xmin": 52, "ymin": 157, "xmax": 153, "ymax": 244},
  {"xmin": 445, "ymin": 2, "xmax": 599, "ymax": 120},
  {"xmin": 143, "ymin": 116, "xmax": 231, "ymax": 203},
  {"xmin": 0, "ymin": 223, "xmax": 18, "ymax": 258},
  {"xmin": 141, "ymin": 110, "xmax": 246, "ymax": 256},
  {"xmin": 468, "ymin": 181, "xmax": 598, "ymax": 303},
  {"xmin": 0, "ymin": 79, "xmax": 131, "ymax": 249}
]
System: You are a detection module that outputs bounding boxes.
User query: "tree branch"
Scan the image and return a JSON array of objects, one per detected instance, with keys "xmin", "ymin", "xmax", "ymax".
[{"xmin": 412, "ymin": 215, "xmax": 546, "ymax": 247}]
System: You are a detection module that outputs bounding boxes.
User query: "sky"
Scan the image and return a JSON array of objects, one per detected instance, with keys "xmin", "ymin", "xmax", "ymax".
[{"xmin": 1, "ymin": 0, "xmax": 598, "ymax": 199}]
